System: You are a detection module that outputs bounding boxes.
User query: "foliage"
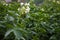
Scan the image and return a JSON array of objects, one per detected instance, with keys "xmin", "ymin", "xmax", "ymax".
[{"xmin": 0, "ymin": 0, "xmax": 60, "ymax": 40}]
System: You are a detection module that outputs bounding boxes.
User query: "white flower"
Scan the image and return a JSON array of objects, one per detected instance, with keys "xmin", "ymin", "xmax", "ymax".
[
  {"xmin": 25, "ymin": 6, "xmax": 30, "ymax": 13},
  {"xmin": 17, "ymin": 8, "xmax": 20, "ymax": 11},
  {"xmin": 21, "ymin": 6, "xmax": 26, "ymax": 14},
  {"xmin": 6, "ymin": 4, "xmax": 8, "ymax": 6},
  {"xmin": 22, "ymin": 6, "xmax": 26, "ymax": 9},
  {"xmin": 57, "ymin": 1, "xmax": 60, "ymax": 4},
  {"xmin": 41, "ymin": 8, "xmax": 45, "ymax": 11},
  {"xmin": 20, "ymin": 2, "xmax": 24, "ymax": 6},
  {"xmin": 25, "ymin": 3, "xmax": 30, "ymax": 6}
]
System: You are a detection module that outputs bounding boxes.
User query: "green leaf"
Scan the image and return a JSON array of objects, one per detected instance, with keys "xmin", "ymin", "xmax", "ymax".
[
  {"xmin": 5, "ymin": 29, "xmax": 13, "ymax": 37},
  {"xmin": 13, "ymin": 30, "xmax": 22, "ymax": 40}
]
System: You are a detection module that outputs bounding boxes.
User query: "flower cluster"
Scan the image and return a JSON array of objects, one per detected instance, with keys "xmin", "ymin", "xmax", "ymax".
[{"xmin": 18, "ymin": 2, "xmax": 30, "ymax": 14}]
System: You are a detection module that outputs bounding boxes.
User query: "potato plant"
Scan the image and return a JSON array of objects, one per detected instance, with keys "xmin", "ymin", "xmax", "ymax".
[{"xmin": 0, "ymin": 0, "xmax": 60, "ymax": 40}]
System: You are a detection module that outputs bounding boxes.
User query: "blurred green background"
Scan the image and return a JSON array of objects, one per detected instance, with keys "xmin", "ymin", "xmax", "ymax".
[{"xmin": 0, "ymin": 0, "xmax": 60, "ymax": 40}]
